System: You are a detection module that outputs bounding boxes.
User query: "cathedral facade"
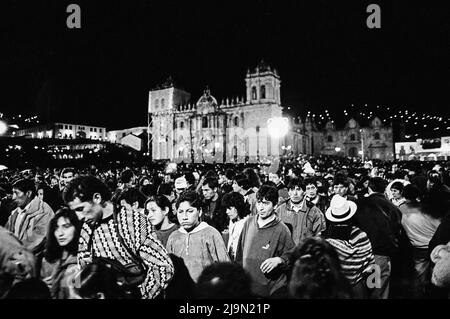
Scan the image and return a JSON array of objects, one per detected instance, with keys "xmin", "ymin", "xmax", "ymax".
[
  {"xmin": 148, "ymin": 61, "xmax": 291, "ymax": 163},
  {"xmin": 148, "ymin": 61, "xmax": 394, "ymax": 162}
]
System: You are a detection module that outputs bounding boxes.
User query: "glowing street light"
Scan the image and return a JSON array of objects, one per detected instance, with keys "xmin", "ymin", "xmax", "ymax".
[
  {"xmin": 267, "ymin": 117, "xmax": 289, "ymax": 139},
  {"xmin": 0, "ymin": 121, "xmax": 8, "ymax": 135},
  {"xmin": 335, "ymin": 147, "xmax": 341, "ymax": 152}
]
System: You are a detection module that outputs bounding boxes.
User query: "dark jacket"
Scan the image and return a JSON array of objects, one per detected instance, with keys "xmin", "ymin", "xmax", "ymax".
[
  {"xmin": 202, "ymin": 194, "xmax": 227, "ymax": 232},
  {"xmin": 355, "ymin": 193, "xmax": 402, "ymax": 257},
  {"xmin": 235, "ymin": 215, "xmax": 294, "ymax": 298},
  {"xmin": 429, "ymin": 212, "xmax": 450, "ymax": 257}
]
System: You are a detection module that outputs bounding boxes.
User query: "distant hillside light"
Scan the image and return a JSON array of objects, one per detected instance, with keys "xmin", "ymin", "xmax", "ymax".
[
  {"xmin": 0, "ymin": 121, "xmax": 7, "ymax": 135},
  {"xmin": 267, "ymin": 117, "xmax": 289, "ymax": 138}
]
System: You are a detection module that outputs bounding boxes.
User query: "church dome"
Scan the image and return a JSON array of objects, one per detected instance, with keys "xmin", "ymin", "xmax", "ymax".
[
  {"xmin": 196, "ymin": 88, "xmax": 218, "ymax": 106},
  {"xmin": 196, "ymin": 88, "xmax": 218, "ymax": 114}
]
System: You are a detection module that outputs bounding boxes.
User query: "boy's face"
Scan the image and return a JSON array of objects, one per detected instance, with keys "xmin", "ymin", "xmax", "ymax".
[
  {"xmin": 288, "ymin": 186, "xmax": 305, "ymax": 203},
  {"xmin": 305, "ymin": 184, "xmax": 317, "ymax": 198},
  {"xmin": 333, "ymin": 184, "xmax": 348, "ymax": 197},
  {"xmin": 256, "ymin": 198, "xmax": 275, "ymax": 220},
  {"xmin": 177, "ymin": 201, "xmax": 201, "ymax": 232}
]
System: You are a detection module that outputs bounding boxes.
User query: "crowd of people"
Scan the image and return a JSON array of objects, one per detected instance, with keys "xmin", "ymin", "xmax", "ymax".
[{"xmin": 1, "ymin": 154, "xmax": 450, "ymax": 299}]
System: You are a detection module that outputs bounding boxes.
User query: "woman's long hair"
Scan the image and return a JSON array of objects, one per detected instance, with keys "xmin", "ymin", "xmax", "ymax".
[{"xmin": 45, "ymin": 208, "xmax": 82, "ymax": 263}]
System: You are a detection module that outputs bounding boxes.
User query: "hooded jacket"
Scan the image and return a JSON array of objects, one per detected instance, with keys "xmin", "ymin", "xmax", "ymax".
[
  {"xmin": 235, "ymin": 215, "xmax": 294, "ymax": 298},
  {"xmin": 166, "ymin": 222, "xmax": 230, "ymax": 283}
]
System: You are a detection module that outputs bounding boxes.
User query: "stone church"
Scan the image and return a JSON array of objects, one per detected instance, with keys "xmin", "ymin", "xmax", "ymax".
[
  {"xmin": 148, "ymin": 61, "xmax": 394, "ymax": 162},
  {"xmin": 148, "ymin": 61, "xmax": 296, "ymax": 163}
]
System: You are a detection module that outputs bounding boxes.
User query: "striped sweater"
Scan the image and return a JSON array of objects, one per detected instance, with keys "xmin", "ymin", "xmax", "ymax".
[
  {"xmin": 325, "ymin": 226, "xmax": 375, "ymax": 285},
  {"xmin": 78, "ymin": 210, "xmax": 174, "ymax": 299}
]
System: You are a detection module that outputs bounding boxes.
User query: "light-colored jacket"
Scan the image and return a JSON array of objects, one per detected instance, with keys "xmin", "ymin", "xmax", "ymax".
[
  {"xmin": 5, "ymin": 197, "xmax": 54, "ymax": 254},
  {"xmin": 166, "ymin": 222, "xmax": 230, "ymax": 282}
]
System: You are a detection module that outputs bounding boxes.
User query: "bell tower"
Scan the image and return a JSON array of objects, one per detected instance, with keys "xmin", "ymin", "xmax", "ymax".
[{"xmin": 245, "ymin": 60, "xmax": 281, "ymax": 105}]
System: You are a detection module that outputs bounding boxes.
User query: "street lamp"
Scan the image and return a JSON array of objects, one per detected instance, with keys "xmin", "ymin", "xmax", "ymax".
[
  {"xmin": 0, "ymin": 121, "xmax": 8, "ymax": 135},
  {"xmin": 335, "ymin": 147, "xmax": 341, "ymax": 153},
  {"xmin": 268, "ymin": 117, "xmax": 289, "ymax": 161}
]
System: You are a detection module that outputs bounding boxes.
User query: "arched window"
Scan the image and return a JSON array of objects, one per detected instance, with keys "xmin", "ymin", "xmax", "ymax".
[
  {"xmin": 350, "ymin": 134, "xmax": 356, "ymax": 141},
  {"xmin": 154, "ymin": 99, "xmax": 159, "ymax": 110},
  {"xmin": 161, "ymin": 98, "xmax": 165, "ymax": 108},
  {"xmin": 260, "ymin": 85, "xmax": 266, "ymax": 99},
  {"xmin": 180, "ymin": 121, "xmax": 184, "ymax": 129},
  {"xmin": 202, "ymin": 117, "xmax": 208, "ymax": 128},
  {"xmin": 252, "ymin": 86, "xmax": 257, "ymax": 100},
  {"xmin": 234, "ymin": 117, "xmax": 239, "ymax": 127},
  {"xmin": 327, "ymin": 135, "xmax": 333, "ymax": 142},
  {"xmin": 374, "ymin": 132, "xmax": 380, "ymax": 140}
]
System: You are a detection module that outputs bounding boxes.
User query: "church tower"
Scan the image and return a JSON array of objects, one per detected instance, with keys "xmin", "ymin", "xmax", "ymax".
[{"xmin": 245, "ymin": 60, "xmax": 281, "ymax": 105}]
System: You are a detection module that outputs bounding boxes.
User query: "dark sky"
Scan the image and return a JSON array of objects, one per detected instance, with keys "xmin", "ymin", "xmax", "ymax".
[{"xmin": 2, "ymin": 0, "xmax": 450, "ymax": 129}]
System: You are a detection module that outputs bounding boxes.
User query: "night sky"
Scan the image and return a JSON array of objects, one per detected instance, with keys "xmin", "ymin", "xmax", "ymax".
[{"xmin": 2, "ymin": 1, "xmax": 449, "ymax": 130}]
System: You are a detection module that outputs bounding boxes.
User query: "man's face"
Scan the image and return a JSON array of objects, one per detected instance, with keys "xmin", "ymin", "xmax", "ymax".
[
  {"xmin": 256, "ymin": 198, "xmax": 275, "ymax": 220},
  {"xmin": 289, "ymin": 186, "xmax": 305, "ymax": 203},
  {"xmin": 60, "ymin": 172, "xmax": 74, "ymax": 189},
  {"xmin": 269, "ymin": 173, "xmax": 280, "ymax": 185},
  {"xmin": 12, "ymin": 188, "xmax": 32, "ymax": 209},
  {"xmin": 202, "ymin": 184, "xmax": 216, "ymax": 200},
  {"xmin": 305, "ymin": 184, "xmax": 318, "ymax": 199},
  {"xmin": 67, "ymin": 197, "xmax": 103, "ymax": 224},
  {"xmin": 333, "ymin": 184, "xmax": 348, "ymax": 197}
]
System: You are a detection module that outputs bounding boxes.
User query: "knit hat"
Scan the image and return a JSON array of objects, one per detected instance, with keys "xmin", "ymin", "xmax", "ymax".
[{"xmin": 325, "ymin": 195, "xmax": 357, "ymax": 223}]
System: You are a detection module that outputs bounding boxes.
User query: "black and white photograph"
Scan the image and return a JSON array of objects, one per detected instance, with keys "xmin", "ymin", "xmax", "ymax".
[{"xmin": 1, "ymin": 0, "xmax": 450, "ymax": 308}]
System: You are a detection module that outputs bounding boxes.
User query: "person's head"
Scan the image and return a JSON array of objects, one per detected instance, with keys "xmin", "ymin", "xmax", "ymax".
[
  {"xmin": 63, "ymin": 176, "xmax": 112, "ymax": 224},
  {"xmin": 174, "ymin": 176, "xmax": 188, "ymax": 197},
  {"xmin": 244, "ymin": 168, "xmax": 261, "ymax": 188},
  {"xmin": 117, "ymin": 187, "xmax": 147, "ymax": 214},
  {"xmin": 139, "ymin": 176, "xmax": 150, "ymax": 187},
  {"xmin": 402, "ymin": 184, "xmax": 420, "ymax": 203},
  {"xmin": 268, "ymin": 171, "xmax": 282, "ymax": 185},
  {"xmin": 224, "ymin": 169, "xmax": 236, "ymax": 184},
  {"xmin": 144, "ymin": 195, "xmax": 172, "ymax": 228},
  {"xmin": 221, "ymin": 191, "xmax": 250, "ymax": 221},
  {"xmin": 176, "ymin": 191, "xmax": 203, "ymax": 232},
  {"xmin": 332, "ymin": 176, "xmax": 349, "ymax": 197},
  {"xmin": 60, "ymin": 167, "xmax": 76, "ymax": 190},
  {"xmin": 184, "ymin": 173, "xmax": 196, "ymax": 188},
  {"xmin": 45, "ymin": 208, "xmax": 82, "ymax": 263},
  {"xmin": 232, "ymin": 174, "xmax": 249, "ymax": 193},
  {"xmin": 287, "ymin": 178, "xmax": 306, "ymax": 204},
  {"xmin": 255, "ymin": 185, "xmax": 278, "ymax": 219},
  {"xmin": 12, "ymin": 179, "xmax": 36, "ymax": 209},
  {"xmin": 157, "ymin": 182, "xmax": 175, "ymax": 202},
  {"xmin": 427, "ymin": 170, "xmax": 443, "ymax": 190},
  {"xmin": 289, "ymin": 237, "xmax": 352, "ymax": 299},
  {"xmin": 201, "ymin": 177, "xmax": 219, "ymax": 201},
  {"xmin": 195, "ymin": 262, "xmax": 253, "ymax": 299},
  {"xmin": 304, "ymin": 177, "xmax": 318, "ymax": 199},
  {"xmin": 430, "ymin": 242, "xmax": 450, "ymax": 288},
  {"xmin": 71, "ymin": 260, "xmax": 126, "ymax": 299},
  {"xmin": 390, "ymin": 181, "xmax": 404, "ymax": 200},
  {"xmin": 368, "ymin": 177, "xmax": 387, "ymax": 194},
  {"xmin": 5, "ymin": 278, "xmax": 51, "ymax": 299},
  {"xmin": 120, "ymin": 169, "xmax": 135, "ymax": 186},
  {"xmin": 36, "ymin": 182, "xmax": 51, "ymax": 202}
]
